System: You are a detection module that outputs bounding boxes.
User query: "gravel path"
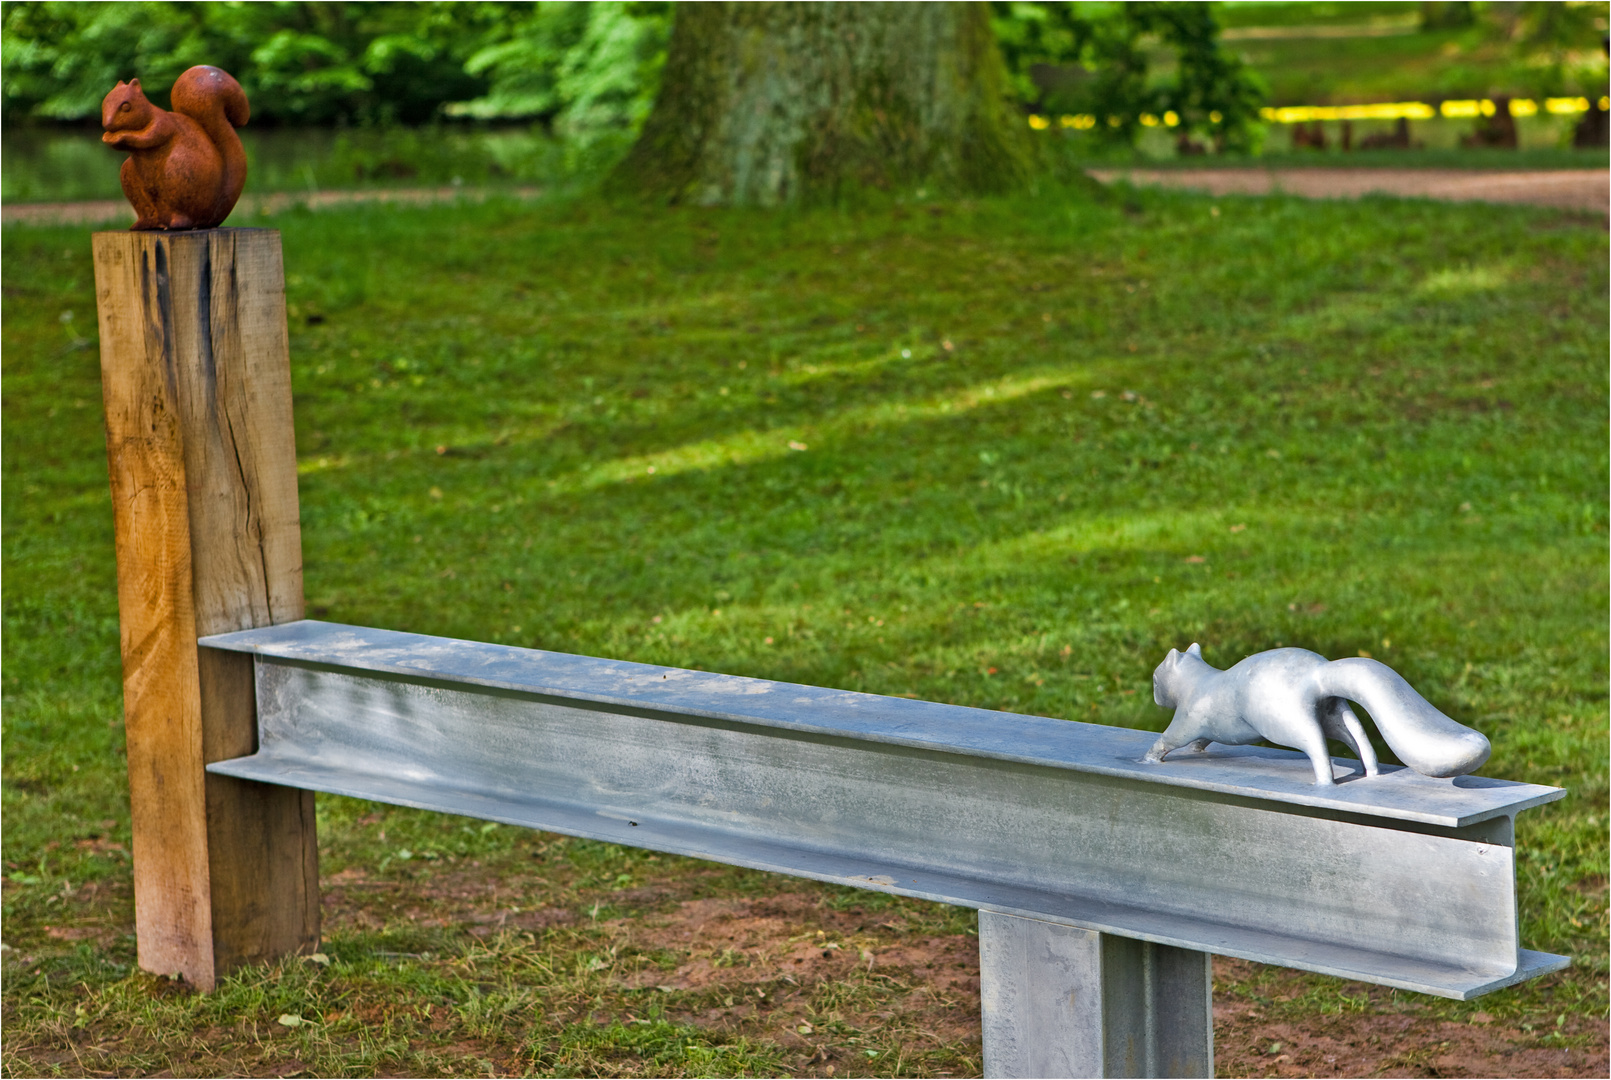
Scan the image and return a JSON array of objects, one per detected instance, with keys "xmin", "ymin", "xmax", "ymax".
[
  {"xmin": 4, "ymin": 169, "xmax": 1606, "ymax": 225},
  {"xmin": 0, "ymin": 184, "xmax": 543, "ymax": 226},
  {"xmin": 1090, "ymin": 167, "xmax": 1608, "ymax": 212}
]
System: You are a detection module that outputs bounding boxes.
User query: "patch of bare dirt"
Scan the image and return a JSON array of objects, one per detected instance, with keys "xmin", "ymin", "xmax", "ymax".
[
  {"xmin": 404, "ymin": 877, "xmax": 1602, "ymax": 1079},
  {"xmin": 1211, "ymin": 958, "xmax": 1609, "ymax": 1079},
  {"xmin": 581, "ymin": 891, "xmax": 983, "ymax": 1074},
  {"xmin": 1090, "ymin": 167, "xmax": 1609, "ymax": 213},
  {"xmin": 322, "ymin": 864, "xmax": 577, "ymax": 936},
  {"xmin": 614, "ymin": 892, "xmax": 979, "ymax": 997}
]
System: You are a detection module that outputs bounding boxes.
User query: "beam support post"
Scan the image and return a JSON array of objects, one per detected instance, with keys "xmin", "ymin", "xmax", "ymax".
[
  {"xmin": 93, "ymin": 227, "xmax": 318, "ymax": 990},
  {"xmin": 980, "ymin": 910, "xmax": 1213, "ymax": 1079}
]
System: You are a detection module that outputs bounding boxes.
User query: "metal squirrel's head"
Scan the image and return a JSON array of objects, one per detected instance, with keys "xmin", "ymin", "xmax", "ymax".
[{"xmin": 1153, "ymin": 642, "xmax": 1205, "ymax": 708}]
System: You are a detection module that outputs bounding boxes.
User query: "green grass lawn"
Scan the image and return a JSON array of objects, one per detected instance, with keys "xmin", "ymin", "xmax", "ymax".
[{"xmin": 2, "ymin": 185, "xmax": 1606, "ymax": 1076}]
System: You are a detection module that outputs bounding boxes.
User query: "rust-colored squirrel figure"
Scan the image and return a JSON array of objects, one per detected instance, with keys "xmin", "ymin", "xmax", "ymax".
[{"xmin": 102, "ymin": 66, "xmax": 249, "ymax": 230}]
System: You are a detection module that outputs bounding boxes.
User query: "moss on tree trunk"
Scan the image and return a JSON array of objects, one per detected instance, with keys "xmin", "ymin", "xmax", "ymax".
[{"xmin": 609, "ymin": 2, "xmax": 1034, "ymax": 205}]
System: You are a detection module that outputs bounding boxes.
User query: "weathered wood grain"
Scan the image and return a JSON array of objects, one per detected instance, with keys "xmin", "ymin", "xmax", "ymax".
[{"xmin": 94, "ymin": 229, "xmax": 318, "ymax": 990}]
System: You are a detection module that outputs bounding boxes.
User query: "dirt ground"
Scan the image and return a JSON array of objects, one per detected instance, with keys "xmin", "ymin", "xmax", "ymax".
[
  {"xmin": 7, "ymin": 828, "xmax": 1605, "ymax": 1078},
  {"xmin": 5, "ymin": 168, "xmax": 1605, "ymax": 227},
  {"xmin": 0, "ymin": 185, "xmax": 544, "ymax": 227},
  {"xmin": 1088, "ymin": 167, "xmax": 1609, "ymax": 213},
  {"xmin": 327, "ymin": 865, "xmax": 1608, "ymax": 1080},
  {"xmin": 1210, "ymin": 958, "xmax": 1607, "ymax": 1080}
]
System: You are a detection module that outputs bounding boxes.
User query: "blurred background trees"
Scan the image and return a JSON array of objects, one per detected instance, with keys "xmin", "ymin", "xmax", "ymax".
[
  {"xmin": 2, "ymin": 1, "xmax": 1606, "ymax": 203},
  {"xmin": 993, "ymin": 2, "xmax": 1267, "ymax": 152},
  {"xmin": 3, "ymin": 1, "xmax": 499, "ymax": 124},
  {"xmin": 1, "ymin": 2, "xmax": 1257, "ymax": 148}
]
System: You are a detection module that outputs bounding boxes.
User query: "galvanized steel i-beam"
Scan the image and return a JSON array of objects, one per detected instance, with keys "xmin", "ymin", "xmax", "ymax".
[{"xmin": 203, "ymin": 620, "xmax": 1568, "ymax": 1077}]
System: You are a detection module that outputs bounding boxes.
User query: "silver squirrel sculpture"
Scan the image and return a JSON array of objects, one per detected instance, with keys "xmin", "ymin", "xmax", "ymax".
[{"xmin": 1144, "ymin": 644, "xmax": 1490, "ymax": 785}]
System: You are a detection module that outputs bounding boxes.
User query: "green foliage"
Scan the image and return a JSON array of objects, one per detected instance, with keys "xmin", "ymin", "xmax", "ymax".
[
  {"xmin": 452, "ymin": 1, "xmax": 669, "ymax": 173},
  {"xmin": 452, "ymin": 3, "xmax": 667, "ymax": 124},
  {"xmin": 0, "ymin": 0, "xmax": 667, "ymax": 134},
  {"xmin": 0, "ymin": 1, "xmax": 505, "ymax": 124},
  {"xmin": 1221, "ymin": 0, "xmax": 1608, "ymax": 106},
  {"xmin": 1420, "ymin": 2, "xmax": 1478, "ymax": 32},
  {"xmin": 0, "ymin": 0, "xmax": 663, "ymax": 177},
  {"xmin": 2, "ymin": 0, "xmax": 1250, "ymax": 154},
  {"xmin": 1504, "ymin": 0, "xmax": 1611, "ymax": 99},
  {"xmin": 992, "ymin": 1, "xmax": 1267, "ymax": 151}
]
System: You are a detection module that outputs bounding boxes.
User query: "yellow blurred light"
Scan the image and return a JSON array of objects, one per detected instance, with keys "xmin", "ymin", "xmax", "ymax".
[
  {"xmin": 1028, "ymin": 114, "xmax": 1050, "ymax": 130},
  {"xmin": 1264, "ymin": 102, "xmax": 1436, "ymax": 123},
  {"xmin": 1163, "ymin": 111, "xmax": 1179, "ymax": 127},
  {"xmin": 1059, "ymin": 115, "xmax": 1078, "ymax": 128},
  {"xmin": 1209, "ymin": 110, "xmax": 1223, "ymax": 123},
  {"xmin": 1107, "ymin": 115, "xmax": 1122, "ymax": 127},
  {"xmin": 1141, "ymin": 114, "xmax": 1160, "ymax": 127},
  {"xmin": 1255, "ymin": 94, "xmax": 1604, "ymax": 124}
]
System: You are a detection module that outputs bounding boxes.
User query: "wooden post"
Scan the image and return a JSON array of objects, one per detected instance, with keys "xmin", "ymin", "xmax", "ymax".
[{"xmin": 93, "ymin": 228, "xmax": 319, "ymax": 990}]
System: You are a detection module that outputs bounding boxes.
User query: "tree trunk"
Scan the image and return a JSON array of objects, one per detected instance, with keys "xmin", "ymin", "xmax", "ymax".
[{"xmin": 610, "ymin": 2, "xmax": 1034, "ymax": 206}]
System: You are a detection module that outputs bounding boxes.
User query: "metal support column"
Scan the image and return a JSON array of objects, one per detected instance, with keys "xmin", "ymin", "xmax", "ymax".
[{"xmin": 980, "ymin": 910, "xmax": 1213, "ymax": 1078}]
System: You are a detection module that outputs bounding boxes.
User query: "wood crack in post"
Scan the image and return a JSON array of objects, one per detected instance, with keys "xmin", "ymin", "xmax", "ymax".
[{"xmin": 209, "ymin": 235, "xmax": 274, "ymax": 628}]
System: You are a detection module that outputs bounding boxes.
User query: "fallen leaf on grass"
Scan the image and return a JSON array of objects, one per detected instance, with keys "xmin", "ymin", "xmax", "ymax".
[{"xmin": 277, "ymin": 1014, "xmax": 306, "ymax": 1028}]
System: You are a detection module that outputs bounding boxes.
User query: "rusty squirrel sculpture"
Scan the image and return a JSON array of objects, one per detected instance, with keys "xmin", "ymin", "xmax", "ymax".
[{"xmin": 102, "ymin": 66, "xmax": 249, "ymax": 230}]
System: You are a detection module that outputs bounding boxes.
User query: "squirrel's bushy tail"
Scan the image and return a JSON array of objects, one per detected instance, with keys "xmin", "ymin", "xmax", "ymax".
[
  {"xmin": 171, "ymin": 66, "xmax": 249, "ymax": 223},
  {"xmin": 1315, "ymin": 658, "xmax": 1490, "ymax": 777}
]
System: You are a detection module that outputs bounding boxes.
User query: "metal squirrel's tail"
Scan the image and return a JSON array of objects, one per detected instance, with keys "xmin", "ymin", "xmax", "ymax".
[{"xmin": 1313, "ymin": 658, "xmax": 1490, "ymax": 777}]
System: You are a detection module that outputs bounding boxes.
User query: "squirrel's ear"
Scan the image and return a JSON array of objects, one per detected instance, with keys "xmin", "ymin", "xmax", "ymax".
[
  {"xmin": 129, "ymin": 78, "xmax": 141, "ymax": 89},
  {"xmin": 1186, "ymin": 642, "xmax": 1202, "ymax": 658},
  {"xmin": 1165, "ymin": 647, "xmax": 1179, "ymax": 663}
]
